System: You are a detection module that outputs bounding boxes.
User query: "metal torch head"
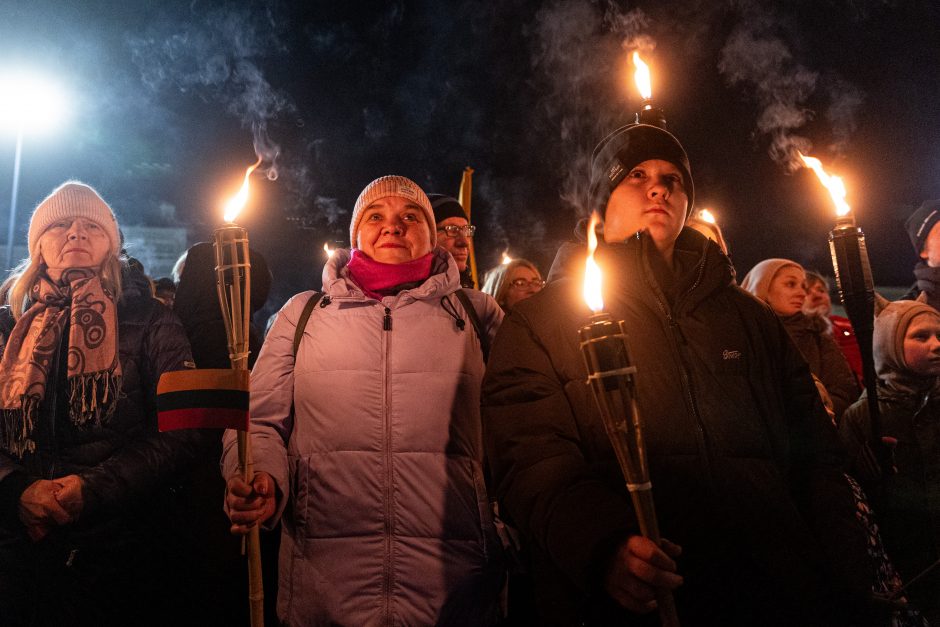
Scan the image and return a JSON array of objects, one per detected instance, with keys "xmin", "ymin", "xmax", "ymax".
[
  {"xmin": 829, "ymin": 223, "xmax": 875, "ymax": 331},
  {"xmin": 578, "ymin": 315, "xmax": 650, "ymax": 486},
  {"xmin": 214, "ymin": 224, "xmax": 252, "ymax": 370},
  {"xmin": 635, "ymin": 102, "xmax": 667, "ymax": 129}
]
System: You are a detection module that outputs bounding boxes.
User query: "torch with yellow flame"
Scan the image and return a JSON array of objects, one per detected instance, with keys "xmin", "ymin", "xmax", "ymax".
[
  {"xmin": 632, "ymin": 52, "xmax": 667, "ymax": 129},
  {"xmin": 578, "ymin": 214, "xmax": 680, "ymax": 626},
  {"xmin": 799, "ymin": 153, "xmax": 889, "ymax": 476},
  {"xmin": 215, "ymin": 157, "xmax": 265, "ymax": 627}
]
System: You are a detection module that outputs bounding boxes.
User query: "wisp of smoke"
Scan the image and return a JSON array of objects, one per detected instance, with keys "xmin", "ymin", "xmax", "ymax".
[
  {"xmin": 718, "ymin": 4, "xmax": 865, "ymax": 170},
  {"xmin": 531, "ymin": 1, "xmax": 653, "ymax": 216}
]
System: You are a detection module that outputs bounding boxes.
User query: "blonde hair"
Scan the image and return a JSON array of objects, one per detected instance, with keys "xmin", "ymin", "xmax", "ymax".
[
  {"xmin": 482, "ymin": 258, "xmax": 541, "ymax": 310},
  {"xmin": 6, "ymin": 255, "xmax": 125, "ymax": 320}
]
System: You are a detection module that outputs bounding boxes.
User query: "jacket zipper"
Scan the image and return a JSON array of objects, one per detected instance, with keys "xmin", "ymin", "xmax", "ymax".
[
  {"xmin": 382, "ymin": 305, "xmax": 393, "ymax": 623},
  {"xmin": 640, "ymin": 242, "xmax": 717, "ymax": 492}
]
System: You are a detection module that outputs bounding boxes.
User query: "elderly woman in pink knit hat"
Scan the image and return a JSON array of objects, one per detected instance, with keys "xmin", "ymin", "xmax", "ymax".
[
  {"xmin": 0, "ymin": 182, "xmax": 204, "ymax": 625},
  {"xmin": 223, "ymin": 175, "xmax": 505, "ymax": 626}
]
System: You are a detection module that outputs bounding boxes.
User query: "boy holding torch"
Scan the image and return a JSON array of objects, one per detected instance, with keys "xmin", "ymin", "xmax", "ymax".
[{"xmin": 482, "ymin": 124, "xmax": 874, "ymax": 625}]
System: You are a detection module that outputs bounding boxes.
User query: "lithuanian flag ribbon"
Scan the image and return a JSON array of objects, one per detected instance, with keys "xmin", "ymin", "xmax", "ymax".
[{"xmin": 157, "ymin": 369, "xmax": 249, "ymax": 431}]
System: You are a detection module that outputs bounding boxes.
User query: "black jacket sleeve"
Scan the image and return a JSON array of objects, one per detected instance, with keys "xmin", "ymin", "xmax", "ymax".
[{"xmin": 482, "ymin": 307, "xmax": 634, "ymax": 593}]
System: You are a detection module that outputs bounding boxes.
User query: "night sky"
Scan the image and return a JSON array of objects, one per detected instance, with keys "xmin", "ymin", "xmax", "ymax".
[{"xmin": 2, "ymin": 0, "xmax": 939, "ymax": 316}]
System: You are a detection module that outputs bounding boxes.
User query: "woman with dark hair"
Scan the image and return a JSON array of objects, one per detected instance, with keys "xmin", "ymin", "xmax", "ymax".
[{"xmin": 0, "ymin": 181, "xmax": 203, "ymax": 626}]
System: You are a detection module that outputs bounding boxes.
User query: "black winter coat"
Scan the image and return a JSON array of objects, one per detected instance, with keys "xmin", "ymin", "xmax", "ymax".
[
  {"xmin": 0, "ymin": 267, "xmax": 204, "ymax": 522},
  {"xmin": 0, "ymin": 266, "xmax": 208, "ymax": 625},
  {"xmin": 841, "ymin": 388, "xmax": 940, "ymax": 623},
  {"xmin": 482, "ymin": 228, "xmax": 871, "ymax": 626}
]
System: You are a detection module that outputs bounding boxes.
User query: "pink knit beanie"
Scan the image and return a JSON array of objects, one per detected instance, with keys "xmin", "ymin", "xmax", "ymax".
[
  {"xmin": 28, "ymin": 181, "xmax": 121, "ymax": 261},
  {"xmin": 349, "ymin": 176, "xmax": 435, "ymax": 248}
]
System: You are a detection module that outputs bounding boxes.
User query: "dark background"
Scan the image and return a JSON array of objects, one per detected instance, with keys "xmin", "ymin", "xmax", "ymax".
[{"xmin": 2, "ymin": 0, "xmax": 938, "ymax": 316}]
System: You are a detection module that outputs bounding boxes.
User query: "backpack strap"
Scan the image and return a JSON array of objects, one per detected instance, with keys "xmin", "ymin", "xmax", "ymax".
[
  {"xmin": 293, "ymin": 292, "xmax": 324, "ymax": 357},
  {"xmin": 454, "ymin": 288, "xmax": 489, "ymax": 362}
]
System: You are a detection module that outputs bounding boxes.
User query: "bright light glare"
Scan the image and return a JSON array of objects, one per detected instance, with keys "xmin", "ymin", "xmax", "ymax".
[{"xmin": 0, "ymin": 71, "xmax": 68, "ymax": 135}]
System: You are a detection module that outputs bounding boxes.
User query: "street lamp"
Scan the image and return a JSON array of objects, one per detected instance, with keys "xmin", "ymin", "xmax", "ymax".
[{"xmin": 0, "ymin": 70, "xmax": 68, "ymax": 270}]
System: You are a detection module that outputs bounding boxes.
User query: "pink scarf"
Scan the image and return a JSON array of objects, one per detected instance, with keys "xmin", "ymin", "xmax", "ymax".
[{"xmin": 346, "ymin": 250, "xmax": 434, "ymax": 300}]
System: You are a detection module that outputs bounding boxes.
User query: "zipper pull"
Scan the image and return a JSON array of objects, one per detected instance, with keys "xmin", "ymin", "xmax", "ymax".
[{"xmin": 383, "ymin": 307, "xmax": 392, "ymax": 331}]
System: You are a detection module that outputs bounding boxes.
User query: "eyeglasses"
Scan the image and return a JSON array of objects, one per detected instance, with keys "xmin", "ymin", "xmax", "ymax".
[
  {"xmin": 437, "ymin": 224, "xmax": 476, "ymax": 238},
  {"xmin": 509, "ymin": 278, "xmax": 545, "ymax": 289}
]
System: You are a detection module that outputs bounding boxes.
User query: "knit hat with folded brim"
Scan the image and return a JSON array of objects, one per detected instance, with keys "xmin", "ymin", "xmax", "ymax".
[
  {"xmin": 589, "ymin": 123, "xmax": 694, "ymax": 219},
  {"xmin": 28, "ymin": 181, "xmax": 121, "ymax": 261},
  {"xmin": 349, "ymin": 175, "xmax": 435, "ymax": 248}
]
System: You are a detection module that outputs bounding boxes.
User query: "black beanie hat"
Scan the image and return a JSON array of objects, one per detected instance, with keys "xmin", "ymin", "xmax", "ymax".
[
  {"xmin": 428, "ymin": 193, "xmax": 468, "ymax": 223},
  {"xmin": 589, "ymin": 123, "xmax": 694, "ymax": 218},
  {"xmin": 904, "ymin": 199, "xmax": 940, "ymax": 255}
]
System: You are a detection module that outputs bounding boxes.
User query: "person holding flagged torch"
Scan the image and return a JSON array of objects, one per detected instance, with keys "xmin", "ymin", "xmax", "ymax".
[
  {"xmin": 482, "ymin": 121, "xmax": 874, "ymax": 625},
  {"xmin": 221, "ymin": 175, "xmax": 506, "ymax": 626}
]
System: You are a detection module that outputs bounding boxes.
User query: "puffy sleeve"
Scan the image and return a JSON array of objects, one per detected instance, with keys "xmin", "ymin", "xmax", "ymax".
[
  {"xmin": 221, "ymin": 291, "xmax": 314, "ymax": 528},
  {"xmin": 482, "ymin": 303, "xmax": 634, "ymax": 593}
]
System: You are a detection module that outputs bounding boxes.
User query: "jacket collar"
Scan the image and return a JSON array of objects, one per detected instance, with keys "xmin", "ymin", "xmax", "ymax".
[
  {"xmin": 548, "ymin": 226, "xmax": 733, "ymax": 317},
  {"xmin": 322, "ymin": 247, "xmax": 460, "ymax": 304}
]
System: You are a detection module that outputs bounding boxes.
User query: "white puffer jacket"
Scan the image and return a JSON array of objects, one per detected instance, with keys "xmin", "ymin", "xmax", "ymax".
[{"xmin": 222, "ymin": 248, "xmax": 505, "ymax": 626}]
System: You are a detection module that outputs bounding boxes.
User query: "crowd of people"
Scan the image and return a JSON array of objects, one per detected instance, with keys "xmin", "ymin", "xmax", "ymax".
[{"xmin": 0, "ymin": 122, "xmax": 937, "ymax": 627}]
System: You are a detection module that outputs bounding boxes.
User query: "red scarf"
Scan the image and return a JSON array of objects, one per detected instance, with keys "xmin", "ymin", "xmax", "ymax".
[{"xmin": 346, "ymin": 249, "xmax": 434, "ymax": 300}]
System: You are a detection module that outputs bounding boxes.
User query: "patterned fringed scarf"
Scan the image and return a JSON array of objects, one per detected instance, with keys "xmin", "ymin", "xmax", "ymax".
[{"xmin": 0, "ymin": 268, "xmax": 122, "ymax": 457}]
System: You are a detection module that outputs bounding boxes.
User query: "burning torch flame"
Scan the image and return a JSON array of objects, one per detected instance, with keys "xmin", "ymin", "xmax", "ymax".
[
  {"xmin": 699, "ymin": 209, "xmax": 716, "ymax": 224},
  {"xmin": 223, "ymin": 157, "xmax": 263, "ymax": 223},
  {"xmin": 799, "ymin": 153, "xmax": 851, "ymax": 218},
  {"xmin": 583, "ymin": 213, "xmax": 604, "ymax": 313},
  {"xmin": 501, "ymin": 251, "xmax": 513, "ymax": 265},
  {"xmin": 633, "ymin": 52, "xmax": 652, "ymax": 102},
  {"xmin": 323, "ymin": 243, "xmax": 335, "ymax": 258}
]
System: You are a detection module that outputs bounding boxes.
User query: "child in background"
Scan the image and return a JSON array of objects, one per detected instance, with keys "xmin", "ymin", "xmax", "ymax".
[{"xmin": 840, "ymin": 295, "xmax": 940, "ymax": 624}]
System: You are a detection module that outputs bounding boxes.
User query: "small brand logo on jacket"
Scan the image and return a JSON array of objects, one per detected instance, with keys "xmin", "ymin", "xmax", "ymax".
[{"xmin": 718, "ymin": 348, "xmax": 746, "ymax": 376}]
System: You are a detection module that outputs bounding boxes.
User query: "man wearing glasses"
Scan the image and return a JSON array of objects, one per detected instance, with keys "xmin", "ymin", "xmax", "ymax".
[{"xmin": 429, "ymin": 193, "xmax": 477, "ymax": 288}]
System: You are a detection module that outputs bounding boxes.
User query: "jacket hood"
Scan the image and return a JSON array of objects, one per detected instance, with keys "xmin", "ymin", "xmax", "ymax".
[
  {"xmin": 322, "ymin": 247, "xmax": 460, "ymax": 303},
  {"xmin": 874, "ymin": 298, "xmax": 940, "ymax": 396}
]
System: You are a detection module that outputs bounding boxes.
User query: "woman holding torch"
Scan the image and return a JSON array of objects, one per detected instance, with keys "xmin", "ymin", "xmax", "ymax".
[
  {"xmin": 222, "ymin": 175, "xmax": 505, "ymax": 626},
  {"xmin": 482, "ymin": 124, "xmax": 874, "ymax": 625},
  {"xmin": 0, "ymin": 182, "xmax": 205, "ymax": 626}
]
